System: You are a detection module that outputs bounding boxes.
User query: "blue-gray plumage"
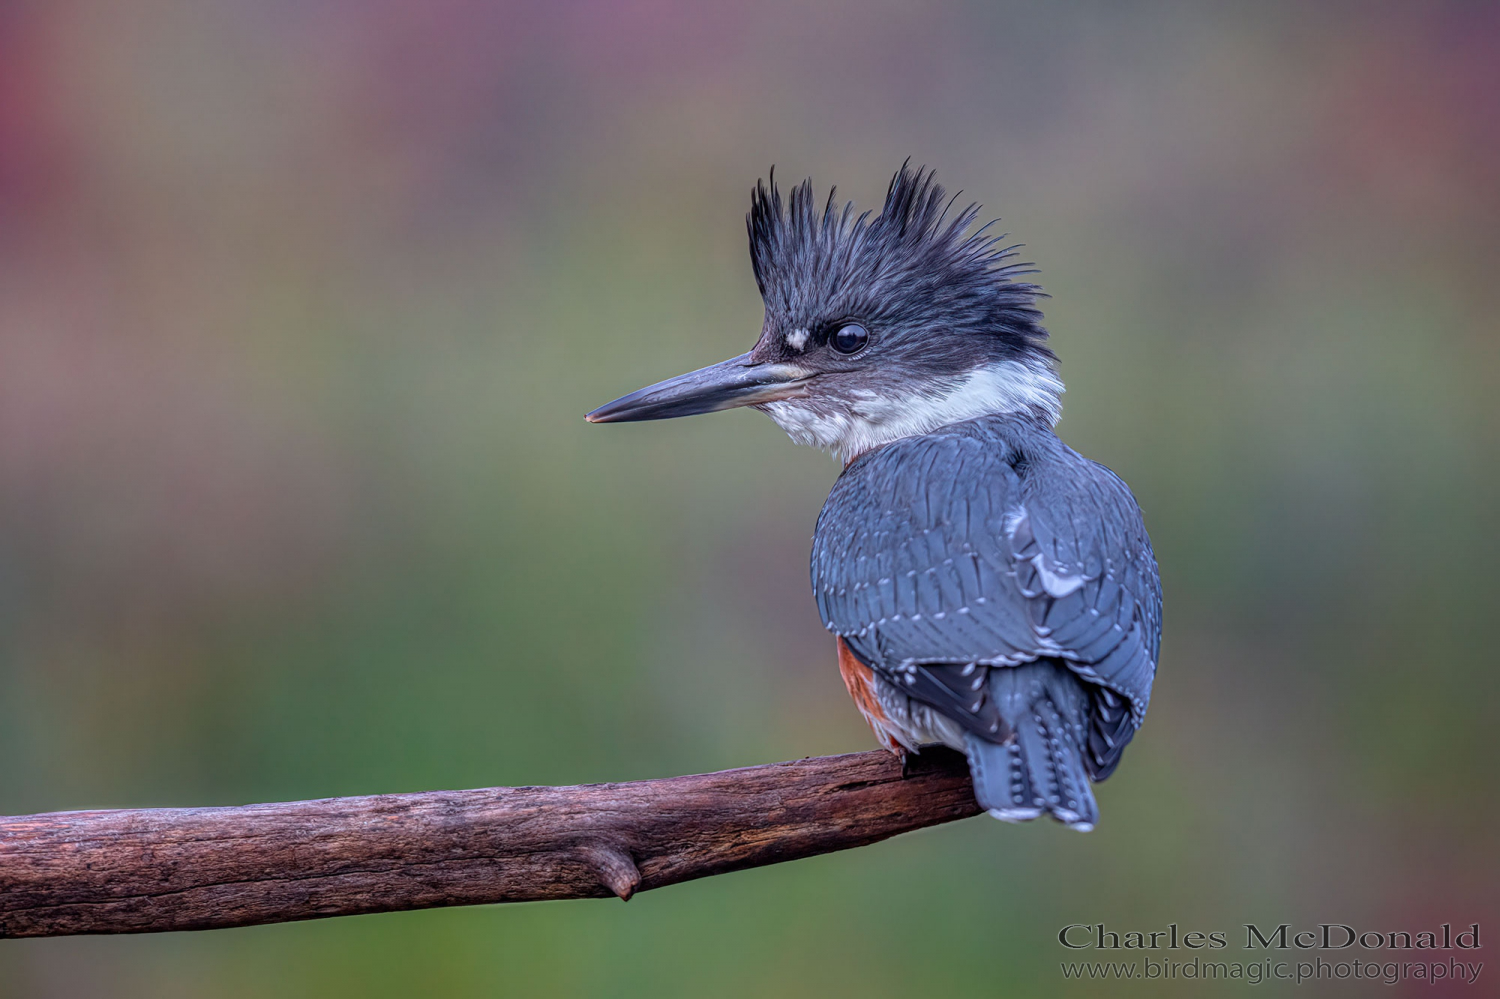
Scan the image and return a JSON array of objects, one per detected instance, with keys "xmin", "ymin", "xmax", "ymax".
[
  {"xmin": 588, "ymin": 164, "xmax": 1162, "ymax": 831},
  {"xmin": 812, "ymin": 413, "xmax": 1159, "ymax": 829}
]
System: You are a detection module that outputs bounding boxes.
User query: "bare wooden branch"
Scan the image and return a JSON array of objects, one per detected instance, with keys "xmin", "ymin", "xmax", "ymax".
[{"xmin": 0, "ymin": 749, "xmax": 978, "ymax": 938}]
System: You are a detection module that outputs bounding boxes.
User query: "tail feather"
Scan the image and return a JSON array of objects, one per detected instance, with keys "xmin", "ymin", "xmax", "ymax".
[{"xmin": 964, "ymin": 662, "xmax": 1099, "ymax": 831}]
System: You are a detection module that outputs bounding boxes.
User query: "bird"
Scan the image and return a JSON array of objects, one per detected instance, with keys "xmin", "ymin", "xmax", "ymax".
[{"xmin": 586, "ymin": 165, "xmax": 1160, "ymax": 831}]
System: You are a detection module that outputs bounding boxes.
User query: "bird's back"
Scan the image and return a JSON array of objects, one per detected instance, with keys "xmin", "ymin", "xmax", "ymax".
[{"xmin": 811, "ymin": 413, "xmax": 1160, "ymax": 828}]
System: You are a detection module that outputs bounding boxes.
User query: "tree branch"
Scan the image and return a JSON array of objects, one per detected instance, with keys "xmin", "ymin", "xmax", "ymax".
[{"xmin": 0, "ymin": 748, "xmax": 978, "ymax": 938}]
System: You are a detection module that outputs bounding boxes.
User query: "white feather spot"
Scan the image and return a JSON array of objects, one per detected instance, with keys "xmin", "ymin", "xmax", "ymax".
[{"xmin": 1031, "ymin": 554, "xmax": 1086, "ymax": 597}]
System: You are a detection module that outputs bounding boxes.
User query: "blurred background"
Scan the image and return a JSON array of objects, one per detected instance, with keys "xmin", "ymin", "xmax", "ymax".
[{"xmin": 1, "ymin": 1, "xmax": 1496, "ymax": 996}]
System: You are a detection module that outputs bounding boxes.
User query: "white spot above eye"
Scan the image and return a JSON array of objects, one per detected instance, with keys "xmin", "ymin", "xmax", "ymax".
[{"xmin": 785, "ymin": 328, "xmax": 810, "ymax": 352}]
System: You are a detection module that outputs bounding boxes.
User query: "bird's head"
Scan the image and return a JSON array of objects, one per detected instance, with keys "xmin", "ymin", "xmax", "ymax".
[{"xmin": 586, "ymin": 164, "xmax": 1062, "ymax": 463}]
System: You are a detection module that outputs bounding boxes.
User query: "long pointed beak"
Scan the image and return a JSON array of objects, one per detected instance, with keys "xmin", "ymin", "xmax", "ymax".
[{"xmin": 585, "ymin": 353, "xmax": 813, "ymax": 423}]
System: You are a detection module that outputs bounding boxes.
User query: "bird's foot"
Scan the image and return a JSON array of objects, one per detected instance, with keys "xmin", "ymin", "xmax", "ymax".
[{"xmin": 900, "ymin": 745, "xmax": 969, "ymax": 779}]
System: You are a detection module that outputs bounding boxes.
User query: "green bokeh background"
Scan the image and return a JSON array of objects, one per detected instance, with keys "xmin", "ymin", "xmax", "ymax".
[{"xmin": 1, "ymin": 2, "xmax": 1495, "ymax": 996}]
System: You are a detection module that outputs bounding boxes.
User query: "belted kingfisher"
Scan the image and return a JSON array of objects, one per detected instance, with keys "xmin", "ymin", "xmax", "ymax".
[{"xmin": 587, "ymin": 165, "xmax": 1161, "ymax": 830}]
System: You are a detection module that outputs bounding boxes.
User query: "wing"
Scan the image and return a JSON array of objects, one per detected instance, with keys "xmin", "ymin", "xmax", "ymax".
[{"xmin": 811, "ymin": 418, "xmax": 1160, "ymax": 768}]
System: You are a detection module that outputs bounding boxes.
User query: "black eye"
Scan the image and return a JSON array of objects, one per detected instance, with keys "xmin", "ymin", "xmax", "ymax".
[{"xmin": 830, "ymin": 323, "xmax": 869, "ymax": 355}]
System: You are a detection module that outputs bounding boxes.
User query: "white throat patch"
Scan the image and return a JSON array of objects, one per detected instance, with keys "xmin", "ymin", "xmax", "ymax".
[{"xmin": 759, "ymin": 359, "xmax": 1063, "ymax": 463}]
